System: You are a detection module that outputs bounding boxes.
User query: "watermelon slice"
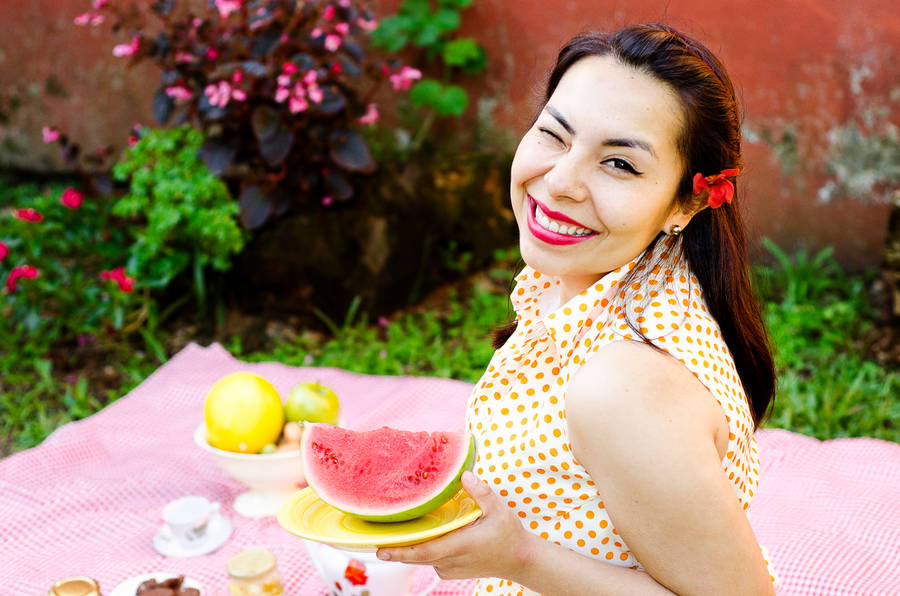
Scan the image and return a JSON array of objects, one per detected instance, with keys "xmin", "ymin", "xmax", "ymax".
[{"xmin": 301, "ymin": 424, "xmax": 476, "ymax": 522}]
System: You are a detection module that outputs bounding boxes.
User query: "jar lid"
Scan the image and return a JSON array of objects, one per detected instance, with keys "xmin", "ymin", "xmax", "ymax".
[
  {"xmin": 227, "ymin": 548, "xmax": 277, "ymax": 579},
  {"xmin": 48, "ymin": 577, "xmax": 101, "ymax": 596}
]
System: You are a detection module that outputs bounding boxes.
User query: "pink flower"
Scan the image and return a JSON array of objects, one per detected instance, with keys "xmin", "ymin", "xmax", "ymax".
[
  {"xmin": 289, "ymin": 94, "xmax": 308, "ymax": 114},
  {"xmin": 128, "ymin": 135, "xmax": 139, "ymax": 147},
  {"xmin": 358, "ymin": 103, "xmax": 379, "ymax": 125},
  {"xmin": 389, "ymin": 66, "xmax": 422, "ymax": 91},
  {"xmin": 335, "ymin": 22, "xmax": 349, "ymax": 35},
  {"xmin": 377, "ymin": 316, "xmax": 389, "ymax": 328},
  {"xmin": 323, "ymin": 5, "xmax": 336, "ymax": 20},
  {"xmin": 215, "ymin": 0, "xmax": 243, "ymax": 19},
  {"xmin": 100, "ymin": 267, "xmax": 135, "ymax": 293},
  {"xmin": 231, "ymin": 88, "xmax": 247, "ymax": 101},
  {"xmin": 357, "ymin": 17, "xmax": 378, "ymax": 32},
  {"xmin": 307, "ymin": 85, "xmax": 323, "ymax": 104},
  {"xmin": 231, "ymin": 70, "xmax": 244, "ymax": 84},
  {"xmin": 112, "ymin": 36, "xmax": 140, "ymax": 58},
  {"xmin": 277, "ymin": 74, "xmax": 291, "ymax": 87},
  {"xmin": 204, "ymin": 81, "xmax": 245, "ymax": 107},
  {"xmin": 15, "ymin": 208, "xmax": 43, "ymax": 223},
  {"xmin": 165, "ymin": 85, "xmax": 192, "ymax": 100},
  {"xmin": 206, "ymin": 47, "xmax": 219, "ymax": 60},
  {"xmin": 331, "ymin": 62, "xmax": 342, "ymax": 74},
  {"xmin": 175, "ymin": 51, "xmax": 195, "ymax": 63},
  {"xmin": 303, "ymin": 69, "xmax": 318, "ymax": 85},
  {"xmin": 310, "ymin": 27, "xmax": 323, "ymax": 39},
  {"xmin": 74, "ymin": 12, "xmax": 104, "ymax": 26},
  {"xmin": 283, "ymin": 62, "xmax": 298, "ymax": 75},
  {"xmin": 92, "ymin": 0, "xmax": 108, "ymax": 9},
  {"xmin": 6, "ymin": 265, "xmax": 39, "ymax": 293},
  {"xmin": 42, "ymin": 126, "xmax": 60, "ymax": 143},
  {"xmin": 324, "ymin": 34, "xmax": 341, "ymax": 52},
  {"xmin": 321, "ymin": 196, "xmax": 334, "ymax": 206},
  {"xmin": 338, "ymin": 0, "xmax": 351, "ymax": 7},
  {"xmin": 60, "ymin": 187, "xmax": 84, "ymax": 209},
  {"xmin": 275, "ymin": 87, "xmax": 290, "ymax": 103},
  {"xmin": 0, "ymin": 241, "xmax": 8, "ymax": 261}
]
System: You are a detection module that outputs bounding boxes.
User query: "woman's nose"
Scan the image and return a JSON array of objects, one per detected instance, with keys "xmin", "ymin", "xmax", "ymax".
[{"xmin": 544, "ymin": 153, "xmax": 588, "ymax": 203}]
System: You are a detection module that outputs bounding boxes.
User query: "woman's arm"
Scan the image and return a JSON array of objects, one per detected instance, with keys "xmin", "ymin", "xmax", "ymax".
[{"xmin": 562, "ymin": 340, "xmax": 775, "ymax": 595}]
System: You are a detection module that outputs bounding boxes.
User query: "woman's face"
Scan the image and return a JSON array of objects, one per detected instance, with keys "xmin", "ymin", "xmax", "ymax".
[{"xmin": 510, "ymin": 55, "xmax": 689, "ymax": 301}]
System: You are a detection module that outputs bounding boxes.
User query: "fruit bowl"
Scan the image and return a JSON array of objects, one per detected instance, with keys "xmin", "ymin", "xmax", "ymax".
[{"xmin": 194, "ymin": 425, "xmax": 305, "ymax": 518}]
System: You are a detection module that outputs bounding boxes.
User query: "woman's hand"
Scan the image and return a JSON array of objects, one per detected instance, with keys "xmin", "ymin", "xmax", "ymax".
[{"xmin": 375, "ymin": 471, "xmax": 533, "ymax": 581}]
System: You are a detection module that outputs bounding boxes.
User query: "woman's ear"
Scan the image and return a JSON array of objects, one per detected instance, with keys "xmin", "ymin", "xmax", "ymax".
[{"xmin": 663, "ymin": 196, "xmax": 706, "ymax": 235}]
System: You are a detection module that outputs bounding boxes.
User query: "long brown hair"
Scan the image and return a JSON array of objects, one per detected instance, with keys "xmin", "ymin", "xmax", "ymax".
[{"xmin": 493, "ymin": 24, "xmax": 775, "ymax": 427}]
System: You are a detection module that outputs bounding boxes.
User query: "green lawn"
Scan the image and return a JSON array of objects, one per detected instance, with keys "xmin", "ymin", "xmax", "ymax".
[{"xmin": 1, "ymin": 244, "xmax": 897, "ymax": 456}]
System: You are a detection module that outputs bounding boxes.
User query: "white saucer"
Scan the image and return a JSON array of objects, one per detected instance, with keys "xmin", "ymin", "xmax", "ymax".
[
  {"xmin": 110, "ymin": 572, "xmax": 203, "ymax": 596},
  {"xmin": 153, "ymin": 513, "xmax": 232, "ymax": 558}
]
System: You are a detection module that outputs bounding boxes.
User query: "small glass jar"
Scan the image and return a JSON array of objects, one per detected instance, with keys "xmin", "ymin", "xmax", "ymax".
[
  {"xmin": 48, "ymin": 577, "xmax": 101, "ymax": 596},
  {"xmin": 227, "ymin": 548, "xmax": 284, "ymax": 596}
]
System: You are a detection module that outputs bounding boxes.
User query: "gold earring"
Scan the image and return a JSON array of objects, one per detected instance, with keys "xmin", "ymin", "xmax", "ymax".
[{"xmin": 670, "ymin": 225, "xmax": 682, "ymax": 236}]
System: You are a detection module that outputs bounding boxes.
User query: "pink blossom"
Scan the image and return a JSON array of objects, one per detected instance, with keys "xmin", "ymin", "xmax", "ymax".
[
  {"xmin": 92, "ymin": 0, "xmax": 108, "ymax": 9},
  {"xmin": 165, "ymin": 85, "xmax": 192, "ymax": 100},
  {"xmin": 215, "ymin": 0, "xmax": 242, "ymax": 19},
  {"xmin": 60, "ymin": 187, "xmax": 84, "ymax": 209},
  {"xmin": 112, "ymin": 36, "xmax": 140, "ymax": 58},
  {"xmin": 175, "ymin": 51, "xmax": 195, "ymax": 63},
  {"xmin": 74, "ymin": 12, "xmax": 103, "ymax": 26},
  {"xmin": 357, "ymin": 17, "xmax": 378, "ymax": 32},
  {"xmin": 289, "ymin": 94, "xmax": 309, "ymax": 114},
  {"xmin": 15, "ymin": 208, "xmax": 43, "ymax": 223},
  {"xmin": 310, "ymin": 27, "xmax": 323, "ymax": 39},
  {"xmin": 358, "ymin": 102, "xmax": 379, "ymax": 125},
  {"xmin": 331, "ymin": 62, "xmax": 343, "ymax": 74},
  {"xmin": 335, "ymin": 22, "xmax": 349, "ymax": 35},
  {"xmin": 275, "ymin": 87, "xmax": 290, "ymax": 103},
  {"xmin": 389, "ymin": 66, "xmax": 422, "ymax": 91},
  {"xmin": 231, "ymin": 88, "xmax": 247, "ymax": 102},
  {"xmin": 307, "ymin": 85, "xmax": 323, "ymax": 104},
  {"xmin": 205, "ymin": 47, "xmax": 219, "ymax": 60},
  {"xmin": 231, "ymin": 70, "xmax": 244, "ymax": 84},
  {"xmin": 321, "ymin": 196, "xmax": 334, "ymax": 206},
  {"xmin": 100, "ymin": 267, "xmax": 135, "ymax": 293},
  {"xmin": 338, "ymin": 0, "xmax": 350, "ymax": 7},
  {"xmin": 324, "ymin": 34, "xmax": 341, "ymax": 52},
  {"xmin": 204, "ymin": 80, "xmax": 244, "ymax": 107},
  {"xmin": 42, "ymin": 126, "xmax": 60, "ymax": 143},
  {"xmin": 282, "ymin": 62, "xmax": 298, "ymax": 75},
  {"xmin": 6, "ymin": 265, "xmax": 39, "ymax": 293},
  {"xmin": 0, "ymin": 241, "xmax": 8, "ymax": 261},
  {"xmin": 378, "ymin": 316, "xmax": 389, "ymax": 327},
  {"xmin": 128, "ymin": 135, "xmax": 139, "ymax": 147},
  {"xmin": 303, "ymin": 69, "xmax": 318, "ymax": 85},
  {"xmin": 277, "ymin": 74, "xmax": 291, "ymax": 87},
  {"xmin": 323, "ymin": 5, "xmax": 336, "ymax": 20}
]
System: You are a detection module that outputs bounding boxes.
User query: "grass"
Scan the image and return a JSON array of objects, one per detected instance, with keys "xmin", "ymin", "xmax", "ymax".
[{"xmin": 1, "ymin": 243, "xmax": 897, "ymax": 456}]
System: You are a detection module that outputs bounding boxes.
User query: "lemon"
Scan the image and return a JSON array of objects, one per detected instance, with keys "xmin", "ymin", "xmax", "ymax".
[
  {"xmin": 204, "ymin": 372, "xmax": 285, "ymax": 453},
  {"xmin": 284, "ymin": 382, "xmax": 340, "ymax": 424}
]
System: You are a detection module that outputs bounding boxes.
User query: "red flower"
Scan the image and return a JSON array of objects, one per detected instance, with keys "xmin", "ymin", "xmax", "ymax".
[
  {"xmin": 6, "ymin": 265, "xmax": 39, "ymax": 292},
  {"xmin": 60, "ymin": 187, "xmax": 84, "ymax": 209},
  {"xmin": 0, "ymin": 241, "xmax": 7, "ymax": 261},
  {"xmin": 344, "ymin": 559, "xmax": 368, "ymax": 586},
  {"xmin": 693, "ymin": 168, "xmax": 740, "ymax": 209},
  {"xmin": 100, "ymin": 267, "xmax": 135, "ymax": 293},
  {"xmin": 15, "ymin": 208, "xmax": 43, "ymax": 222}
]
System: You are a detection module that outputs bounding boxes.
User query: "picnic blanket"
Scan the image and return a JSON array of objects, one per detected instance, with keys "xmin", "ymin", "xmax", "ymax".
[{"xmin": 1, "ymin": 342, "xmax": 898, "ymax": 595}]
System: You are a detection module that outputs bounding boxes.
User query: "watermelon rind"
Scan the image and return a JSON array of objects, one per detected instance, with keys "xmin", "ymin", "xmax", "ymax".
[{"xmin": 302, "ymin": 426, "xmax": 477, "ymax": 523}]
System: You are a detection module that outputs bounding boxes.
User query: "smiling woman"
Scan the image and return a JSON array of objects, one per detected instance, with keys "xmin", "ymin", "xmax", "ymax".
[{"xmin": 376, "ymin": 24, "xmax": 777, "ymax": 596}]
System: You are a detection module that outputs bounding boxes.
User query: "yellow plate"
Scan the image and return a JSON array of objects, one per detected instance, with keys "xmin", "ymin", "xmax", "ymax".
[{"xmin": 277, "ymin": 487, "xmax": 482, "ymax": 551}]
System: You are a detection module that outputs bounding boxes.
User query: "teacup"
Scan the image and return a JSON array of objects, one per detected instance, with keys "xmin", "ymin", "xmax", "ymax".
[
  {"xmin": 161, "ymin": 496, "xmax": 220, "ymax": 548},
  {"xmin": 304, "ymin": 540, "xmax": 439, "ymax": 596}
]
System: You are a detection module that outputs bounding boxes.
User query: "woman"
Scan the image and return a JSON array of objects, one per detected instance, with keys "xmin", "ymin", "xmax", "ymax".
[{"xmin": 377, "ymin": 24, "xmax": 778, "ymax": 595}]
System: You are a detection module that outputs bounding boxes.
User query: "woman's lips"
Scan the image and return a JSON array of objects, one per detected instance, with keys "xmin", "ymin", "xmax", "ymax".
[{"xmin": 526, "ymin": 195, "xmax": 597, "ymax": 246}]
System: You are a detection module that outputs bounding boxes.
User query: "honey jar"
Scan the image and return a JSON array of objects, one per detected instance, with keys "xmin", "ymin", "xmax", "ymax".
[
  {"xmin": 48, "ymin": 576, "xmax": 101, "ymax": 596},
  {"xmin": 227, "ymin": 548, "xmax": 284, "ymax": 595}
]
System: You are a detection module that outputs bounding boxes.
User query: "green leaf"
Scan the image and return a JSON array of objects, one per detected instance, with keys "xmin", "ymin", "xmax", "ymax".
[
  {"xmin": 409, "ymin": 79, "xmax": 443, "ymax": 108},
  {"xmin": 413, "ymin": 23, "xmax": 441, "ymax": 47},
  {"xmin": 432, "ymin": 9, "xmax": 461, "ymax": 33},
  {"xmin": 436, "ymin": 84, "xmax": 468, "ymax": 116},
  {"xmin": 442, "ymin": 38, "xmax": 481, "ymax": 66},
  {"xmin": 439, "ymin": 0, "xmax": 473, "ymax": 8}
]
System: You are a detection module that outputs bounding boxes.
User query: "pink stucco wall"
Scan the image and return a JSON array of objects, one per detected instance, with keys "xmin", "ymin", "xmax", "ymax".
[{"xmin": 1, "ymin": 0, "xmax": 896, "ymax": 268}]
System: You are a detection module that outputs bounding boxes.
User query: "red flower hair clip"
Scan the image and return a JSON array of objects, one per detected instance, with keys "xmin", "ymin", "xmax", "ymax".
[{"xmin": 693, "ymin": 168, "xmax": 740, "ymax": 209}]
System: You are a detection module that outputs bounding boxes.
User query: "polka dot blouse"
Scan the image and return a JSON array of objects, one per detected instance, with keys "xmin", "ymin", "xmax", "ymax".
[{"xmin": 465, "ymin": 237, "xmax": 777, "ymax": 595}]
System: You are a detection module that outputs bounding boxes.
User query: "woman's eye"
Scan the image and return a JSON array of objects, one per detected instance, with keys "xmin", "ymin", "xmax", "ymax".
[
  {"xmin": 606, "ymin": 158, "xmax": 641, "ymax": 175},
  {"xmin": 538, "ymin": 127, "xmax": 564, "ymax": 144}
]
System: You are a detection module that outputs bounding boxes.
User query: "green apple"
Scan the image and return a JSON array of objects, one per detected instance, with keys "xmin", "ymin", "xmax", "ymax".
[{"xmin": 284, "ymin": 382, "xmax": 340, "ymax": 424}]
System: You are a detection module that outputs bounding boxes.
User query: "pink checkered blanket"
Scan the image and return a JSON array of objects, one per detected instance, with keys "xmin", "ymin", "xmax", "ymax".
[{"xmin": 1, "ymin": 342, "xmax": 898, "ymax": 594}]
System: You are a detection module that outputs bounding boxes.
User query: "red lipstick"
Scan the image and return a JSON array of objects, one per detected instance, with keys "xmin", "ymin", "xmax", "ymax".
[{"xmin": 526, "ymin": 195, "xmax": 597, "ymax": 246}]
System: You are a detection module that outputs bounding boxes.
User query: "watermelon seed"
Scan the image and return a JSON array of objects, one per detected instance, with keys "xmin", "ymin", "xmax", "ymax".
[
  {"xmin": 441, "ymin": 436, "xmax": 448, "ymax": 443},
  {"xmin": 423, "ymin": 471, "xmax": 428, "ymax": 479}
]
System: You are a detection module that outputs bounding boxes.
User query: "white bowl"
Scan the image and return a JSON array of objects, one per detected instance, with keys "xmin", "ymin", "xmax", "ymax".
[{"xmin": 194, "ymin": 424, "xmax": 305, "ymax": 518}]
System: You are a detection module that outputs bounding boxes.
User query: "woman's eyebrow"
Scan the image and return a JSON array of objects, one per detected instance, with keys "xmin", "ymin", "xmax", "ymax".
[
  {"xmin": 545, "ymin": 105, "xmax": 575, "ymax": 135},
  {"xmin": 545, "ymin": 104, "xmax": 656, "ymax": 158}
]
